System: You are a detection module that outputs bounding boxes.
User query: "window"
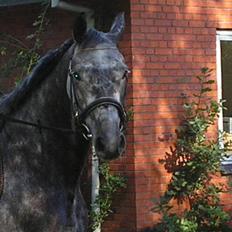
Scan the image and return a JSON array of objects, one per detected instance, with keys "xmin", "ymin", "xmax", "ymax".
[{"xmin": 217, "ymin": 31, "xmax": 232, "ymax": 174}]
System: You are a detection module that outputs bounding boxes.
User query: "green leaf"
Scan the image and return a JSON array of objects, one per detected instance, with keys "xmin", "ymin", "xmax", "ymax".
[
  {"xmin": 201, "ymin": 87, "xmax": 211, "ymax": 93},
  {"xmin": 26, "ymin": 34, "xmax": 35, "ymax": 40},
  {"xmin": 196, "ymin": 75, "xmax": 203, "ymax": 81},
  {"xmin": 201, "ymin": 67, "xmax": 209, "ymax": 74},
  {"xmin": 203, "ymin": 80, "xmax": 214, "ymax": 84},
  {"xmin": 32, "ymin": 20, "xmax": 40, "ymax": 26}
]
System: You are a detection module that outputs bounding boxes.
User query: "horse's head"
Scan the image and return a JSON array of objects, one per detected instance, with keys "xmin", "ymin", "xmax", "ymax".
[{"xmin": 67, "ymin": 13, "xmax": 128, "ymax": 160}]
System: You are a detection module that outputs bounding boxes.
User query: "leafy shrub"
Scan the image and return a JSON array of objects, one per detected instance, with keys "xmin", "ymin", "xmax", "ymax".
[
  {"xmin": 90, "ymin": 162, "xmax": 126, "ymax": 231},
  {"xmin": 152, "ymin": 68, "xmax": 232, "ymax": 232},
  {"xmin": 0, "ymin": 2, "xmax": 49, "ymax": 87}
]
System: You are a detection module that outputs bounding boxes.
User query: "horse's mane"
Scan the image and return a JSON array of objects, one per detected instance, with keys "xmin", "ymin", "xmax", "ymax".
[{"xmin": 0, "ymin": 39, "xmax": 74, "ymax": 115}]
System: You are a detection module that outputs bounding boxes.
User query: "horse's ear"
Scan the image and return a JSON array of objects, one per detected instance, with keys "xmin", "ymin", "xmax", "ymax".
[
  {"xmin": 73, "ymin": 13, "xmax": 87, "ymax": 44},
  {"xmin": 108, "ymin": 12, "xmax": 125, "ymax": 43}
]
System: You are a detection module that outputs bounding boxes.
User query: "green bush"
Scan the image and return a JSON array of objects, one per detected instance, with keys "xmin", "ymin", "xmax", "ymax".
[
  {"xmin": 0, "ymin": 2, "xmax": 49, "ymax": 87},
  {"xmin": 152, "ymin": 68, "xmax": 232, "ymax": 232},
  {"xmin": 90, "ymin": 162, "xmax": 126, "ymax": 231}
]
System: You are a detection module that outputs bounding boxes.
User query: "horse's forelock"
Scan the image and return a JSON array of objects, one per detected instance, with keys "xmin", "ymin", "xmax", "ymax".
[{"xmin": 80, "ymin": 29, "xmax": 114, "ymax": 49}]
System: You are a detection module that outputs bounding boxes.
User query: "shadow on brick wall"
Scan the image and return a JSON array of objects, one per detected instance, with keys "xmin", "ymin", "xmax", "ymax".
[{"xmin": 139, "ymin": 226, "xmax": 159, "ymax": 232}]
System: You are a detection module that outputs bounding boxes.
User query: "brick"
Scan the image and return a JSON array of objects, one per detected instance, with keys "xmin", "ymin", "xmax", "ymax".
[
  {"xmin": 189, "ymin": 20, "xmax": 206, "ymax": 27},
  {"xmin": 144, "ymin": 5, "xmax": 162, "ymax": 12},
  {"xmin": 146, "ymin": 33, "xmax": 163, "ymax": 41},
  {"xmin": 131, "ymin": 4, "xmax": 145, "ymax": 11},
  {"xmin": 155, "ymin": 48, "xmax": 173, "ymax": 55},
  {"xmin": 172, "ymin": 20, "xmax": 189, "ymax": 27},
  {"xmin": 155, "ymin": 19, "xmax": 172, "ymax": 26},
  {"xmin": 145, "ymin": 62, "xmax": 164, "ymax": 69},
  {"xmin": 131, "ymin": 18, "xmax": 145, "ymax": 25}
]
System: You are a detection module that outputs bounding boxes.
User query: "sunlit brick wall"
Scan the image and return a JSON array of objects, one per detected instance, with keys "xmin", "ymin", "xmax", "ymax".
[{"xmin": 129, "ymin": 0, "xmax": 232, "ymax": 231}]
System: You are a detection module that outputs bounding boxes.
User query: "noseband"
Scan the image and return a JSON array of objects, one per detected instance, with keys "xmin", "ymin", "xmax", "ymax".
[{"xmin": 68, "ymin": 62, "xmax": 127, "ymax": 140}]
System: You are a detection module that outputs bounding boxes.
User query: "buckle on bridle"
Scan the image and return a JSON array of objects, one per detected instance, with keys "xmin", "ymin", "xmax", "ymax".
[{"xmin": 81, "ymin": 123, "xmax": 93, "ymax": 140}]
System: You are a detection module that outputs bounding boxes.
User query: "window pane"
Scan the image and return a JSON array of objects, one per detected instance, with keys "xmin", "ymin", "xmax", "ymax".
[
  {"xmin": 221, "ymin": 41, "xmax": 232, "ymax": 120},
  {"xmin": 221, "ymin": 40, "xmax": 232, "ymax": 174}
]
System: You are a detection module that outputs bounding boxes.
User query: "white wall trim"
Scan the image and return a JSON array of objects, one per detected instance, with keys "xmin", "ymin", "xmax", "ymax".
[{"xmin": 216, "ymin": 31, "xmax": 224, "ymax": 134}]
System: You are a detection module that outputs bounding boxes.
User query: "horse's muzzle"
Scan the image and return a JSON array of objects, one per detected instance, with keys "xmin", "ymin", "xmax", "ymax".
[{"xmin": 95, "ymin": 132, "xmax": 126, "ymax": 160}]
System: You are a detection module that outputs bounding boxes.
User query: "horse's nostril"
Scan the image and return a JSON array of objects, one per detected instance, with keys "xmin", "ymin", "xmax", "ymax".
[
  {"xmin": 95, "ymin": 133, "xmax": 126, "ymax": 159},
  {"xmin": 96, "ymin": 137, "xmax": 105, "ymax": 152}
]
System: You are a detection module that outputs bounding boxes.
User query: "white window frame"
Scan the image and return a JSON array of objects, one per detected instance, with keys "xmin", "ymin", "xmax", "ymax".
[{"xmin": 216, "ymin": 30, "xmax": 232, "ymax": 172}]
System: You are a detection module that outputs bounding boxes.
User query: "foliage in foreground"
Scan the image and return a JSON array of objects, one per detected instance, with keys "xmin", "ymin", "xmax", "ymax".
[
  {"xmin": 152, "ymin": 68, "xmax": 232, "ymax": 232},
  {"xmin": 0, "ymin": 1, "xmax": 49, "ymax": 87},
  {"xmin": 90, "ymin": 162, "xmax": 126, "ymax": 231}
]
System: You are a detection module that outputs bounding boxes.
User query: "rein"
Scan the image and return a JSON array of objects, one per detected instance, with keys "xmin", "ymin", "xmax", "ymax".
[
  {"xmin": 78, "ymin": 47, "xmax": 118, "ymax": 52},
  {"xmin": 0, "ymin": 113, "xmax": 74, "ymax": 134},
  {"xmin": 0, "ymin": 149, "xmax": 3, "ymax": 199},
  {"xmin": 0, "ymin": 113, "xmax": 75, "ymax": 199}
]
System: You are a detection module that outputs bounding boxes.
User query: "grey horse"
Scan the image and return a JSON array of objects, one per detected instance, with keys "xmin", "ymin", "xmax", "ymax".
[{"xmin": 0, "ymin": 13, "xmax": 128, "ymax": 232}]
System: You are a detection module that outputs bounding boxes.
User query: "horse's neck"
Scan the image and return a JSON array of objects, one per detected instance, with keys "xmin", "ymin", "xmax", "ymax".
[
  {"xmin": 14, "ymin": 51, "xmax": 71, "ymax": 126},
  {"xmin": 2, "ymin": 48, "xmax": 78, "ymax": 179}
]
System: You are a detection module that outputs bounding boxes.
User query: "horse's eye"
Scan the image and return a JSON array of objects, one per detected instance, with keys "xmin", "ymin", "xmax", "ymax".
[
  {"xmin": 122, "ymin": 70, "xmax": 130, "ymax": 79},
  {"xmin": 71, "ymin": 72, "xmax": 81, "ymax": 81}
]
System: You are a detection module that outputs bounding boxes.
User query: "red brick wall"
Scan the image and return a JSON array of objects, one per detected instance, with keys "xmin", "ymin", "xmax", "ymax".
[{"xmin": 129, "ymin": 0, "xmax": 232, "ymax": 231}]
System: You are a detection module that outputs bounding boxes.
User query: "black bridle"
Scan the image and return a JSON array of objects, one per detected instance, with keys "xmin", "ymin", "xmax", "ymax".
[
  {"xmin": 0, "ymin": 65, "xmax": 127, "ymax": 141},
  {"xmin": 68, "ymin": 62, "xmax": 127, "ymax": 140}
]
